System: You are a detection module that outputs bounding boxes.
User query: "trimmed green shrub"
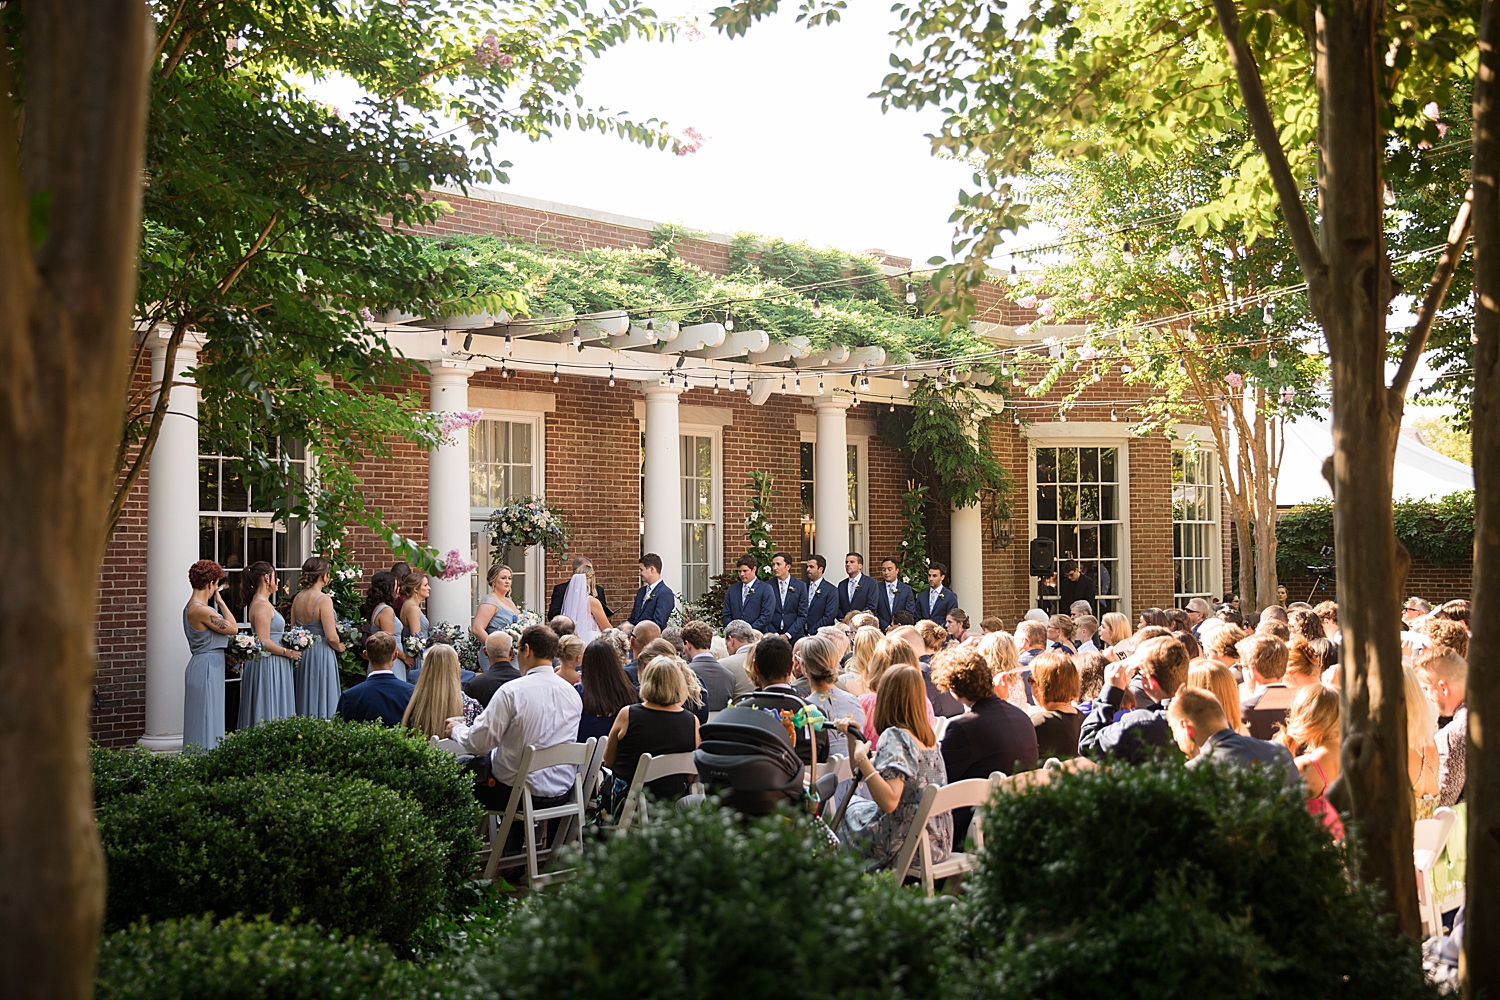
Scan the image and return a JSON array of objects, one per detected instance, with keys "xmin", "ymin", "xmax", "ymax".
[
  {"xmin": 90, "ymin": 745, "xmax": 191, "ymax": 811},
  {"xmin": 195, "ymin": 717, "xmax": 481, "ymax": 892},
  {"xmin": 95, "ymin": 915, "xmax": 489, "ymax": 1000},
  {"xmin": 99, "ymin": 771, "xmax": 444, "ymax": 947},
  {"xmin": 958, "ymin": 761, "xmax": 1437, "ymax": 999},
  {"xmin": 487, "ymin": 805, "xmax": 956, "ymax": 999},
  {"xmin": 1277, "ymin": 489, "xmax": 1475, "ymax": 578}
]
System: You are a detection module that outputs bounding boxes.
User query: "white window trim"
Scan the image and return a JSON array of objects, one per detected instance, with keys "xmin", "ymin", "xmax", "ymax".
[
  {"xmin": 679, "ymin": 422, "xmax": 724, "ymax": 600},
  {"xmin": 1026, "ymin": 431, "xmax": 1133, "ymax": 619},
  {"xmin": 197, "ymin": 434, "xmax": 318, "ymax": 588},
  {"xmin": 1172, "ymin": 443, "xmax": 1224, "ymax": 604},
  {"xmin": 799, "ymin": 431, "xmax": 870, "ymax": 562},
  {"xmin": 469, "ymin": 408, "xmax": 547, "ymax": 613}
]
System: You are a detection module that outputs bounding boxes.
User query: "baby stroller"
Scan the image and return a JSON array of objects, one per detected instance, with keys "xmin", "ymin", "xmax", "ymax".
[{"xmin": 694, "ymin": 690, "xmax": 842, "ymax": 819}]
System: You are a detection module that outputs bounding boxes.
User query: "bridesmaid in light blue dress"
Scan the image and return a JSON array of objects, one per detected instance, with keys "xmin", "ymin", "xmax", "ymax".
[
  {"xmin": 364, "ymin": 571, "xmax": 403, "ymax": 680},
  {"xmin": 396, "ymin": 571, "xmax": 431, "ymax": 682},
  {"xmin": 290, "ymin": 556, "xmax": 345, "ymax": 719},
  {"xmin": 183, "ymin": 560, "xmax": 238, "ymax": 754},
  {"xmin": 471, "ymin": 563, "xmax": 520, "ymax": 671},
  {"xmin": 241, "ymin": 560, "xmax": 298, "ymax": 727}
]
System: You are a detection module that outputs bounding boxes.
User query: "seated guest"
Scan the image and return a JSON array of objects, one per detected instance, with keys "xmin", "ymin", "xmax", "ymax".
[
  {"xmin": 1257, "ymin": 618, "xmax": 1292, "ymax": 642},
  {"xmin": 549, "ymin": 615, "xmax": 575, "ymax": 637},
  {"xmin": 892, "ymin": 610, "xmax": 917, "ymax": 627},
  {"xmin": 1073, "ymin": 650, "xmax": 1109, "ymax": 716},
  {"xmin": 800, "ymin": 635, "xmax": 866, "ymax": 759},
  {"xmin": 464, "ymin": 632, "xmax": 518, "ymax": 708},
  {"xmin": 1273, "ymin": 683, "xmax": 1344, "ymax": 837},
  {"xmin": 661, "ymin": 625, "xmax": 687, "ymax": 657},
  {"xmin": 1098, "ymin": 612, "xmax": 1132, "ymax": 650},
  {"xmin": 577, "ymin": 638, "xmax": 640, "ymax": 742},
  {"xmin": 979, "ymin": 615, "xmax": 1005, "ymax": 636},
  {"xmin": 553, "ymin": 634, "xmax": 587, "ymax": 685},
  {"xmin": 1030, "ymin": 652, "xmax": 1083, "ymax": 760},
  {"xmin": 1171, "ymin": 630, "xmax": 1202, "ymax": 660},
  {"xmin": 1205, "ymin": 623, "xmax": 1246, "ymax": 675},
  {"xmin": 1239, "ymin": 634, "xmax": 1293, "ymax": 740},
  {"xmin": 915, "ymin": 620, "xmax": 964, "ymax": 717},
  {"xmin": 448, "ymin": 626, "xmax": 582, "ymax": 813},
  {"xmin": 841, "ymin": 627, "xmax": 884, "ymax": 696},
  {"xmin": 979, "ymin": 630, "xmax": 1024, "ymax": 706},
  {"xmin": 598, "ymin": 627, "xmax": 631, "ymax": 666},
  {"xmin": 1418, "ymin": 618, "xmax": 1469, "ymax": 660},
  {"xmin": 836, "ymin": 665, "xmax": 952, "ymax": 872},
  {"xmin": 1167, "ymin": 686, "xmax": 1298, "ymax": 784},
  {"xmin": 682, "ymin": 620, "xmax": 735, "ymax": 722},
  {"xmin": 1404, "ymin": 662, "xmax": 1442, "ymax": 818},
  {"xmin": 859, "ymin": 637, "xmax": 936, "ymax": 742},
  {"xmin": 1414, "ymin": 646, "xmax": 1468, "ymax": 806},
  {"xmin": 1047, "ymin": 615, "xmax": 1077, "ymax": 654},
  {"xmin": 1014, "ymin": 620, "xmax": 1048, "ymax": 703},
  {"xmin": 1187, "ymin": 660, "xmax": 1246, "ymax": 735},
  {"xmin": 1283, "ymin": 638, "xmax": 1323, "ymax": 689},
  {"xmin": 719, "ymin": 619, "xmax": 758, "ymax": 697},
  {"xmin": 624, "ymin": 621, "xmax": 662, "ymax": 684},
  {"xmin": 1073, "ymin": 615, "xmax": 1101, "ymax": 653},
  {"xmin": 603, "ymin": 655, "xmax": 702, "ymax": 804},
  {"xmin": 636, "ymin": 637, "xmax": 679, "ymax": 678},
  {"xmin": 945, "ymin": 608, "xmax": 970, "ymax": 643},
  {"xmin": 1079, "ymin": 636, "xmax": 1191, "ymax": 763},
  {"xmin": 336, "ymin": 632, "xmax": 413, "ymax": 727},
  {"xmin": 932, "ymin": 644, "xmax": 1038, "ymax": 780},
  {"xmin": 401, "ymin": 644, "xmax": 482, "ymax": 737}
]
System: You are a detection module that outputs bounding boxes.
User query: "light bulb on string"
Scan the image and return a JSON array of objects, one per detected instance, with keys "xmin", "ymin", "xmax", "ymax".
[
  {"xmin": 499, "ymin": 360, "xmax": 508, "ymax": 379},
  {"xmin": 440, "ymin": 332, "xmax": 450, "ymax": 356},
  {"xmin": 1012, "ymin": 373, "xmax": 1021, "ymax": 387},
  {"xmin": 463, "ymin": 332, "xmax": 473, "ymax": 352},
  {"xmin": 1263, "ymin": 302, "xmax": 1275, "ymax": 324},
  {"xmin": 675, "ymin": 355, "xmax": 686, "ymax": 370},
  {"xmin": 934, "ymin": 373, "xmax": 943, "ymax": 391},
  {"xmin": 608, "ymin": 364, "xmax": 615, "ymax": 387},
  {"xmin": 571, "ymin": 326, "xmax": 581, "ymax": 349},
  {"xmin": 794, "ymin": 376, "xmax": 801, "ymax": 392},
  {"xmin": 552, "ymin": 363, "xmax": 560, "ymax": 384},
  {"xmin": 646, "ymin": 317, "xmax": 655, "ymax": 332},
  {"xmin": 811, "ymin": 296, "xmax": 823, "ymax": 320},
  {"xmin": 901, "ymin": 371, "xmax": 910, "ymax": 389},
  {"xmin": 889, "ymin": 396, "xmax": 896, "ymax": 412},
  {"xmin": 859, "ymin": 370, "xmax": 870, "ymax": 391},
  {"xmin": 504, "ymin": 332, "xmax": 513, "ymax": 355},
  {"xmin": 780, "ymin": 375, "xmax": 787, "ymax": 394},
  {"xmin": 1122, "ymin": 241, "xmax": 1135, "ymax": 264},
  {"xmin": 905, "ymin": 282, "xmax": 917, "ymax": 305},
  {"xmin": 1111, "ymin": 408, "xmax": 1120, "ymax": 421},
  {"xmin": 729, "ymin": 372, "xmax": 736, "ymax": 390},
  {"xmin": 818, "ymin": 375, "xmax": 824, "ymax": 394},
  {"xmin": 713, "ymin": 375, "xmax": 720, "ymax": 394},
  {"xmin": 1060, "ymin": 411, "xmax": 1068, "ymax": 422},
  {"xmin": 724, "ymin": 310, "xmax": 734, "ymax": 333},
  {"xmin": 1268, "ymin": 351, "xmax": 1278, "ymax": 368},
  {"xmin": 1122, "ymin": 363, "xmax": 1134, "ymax": 374}
]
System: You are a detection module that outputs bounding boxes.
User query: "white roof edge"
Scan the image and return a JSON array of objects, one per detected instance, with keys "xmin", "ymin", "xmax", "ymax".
[{"xmin": 431, "ymin": 183, "xmax": 735, "ymax": 247}]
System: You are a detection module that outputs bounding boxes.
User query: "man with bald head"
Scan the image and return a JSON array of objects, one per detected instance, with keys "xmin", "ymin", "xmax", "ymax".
[
  {"xmin": 464, "ymin": 632, "xmax": 518, "ymax": 708},
  {"xmin": 625, "ymin": 620, "xmax": 661, "ymax": 685}
]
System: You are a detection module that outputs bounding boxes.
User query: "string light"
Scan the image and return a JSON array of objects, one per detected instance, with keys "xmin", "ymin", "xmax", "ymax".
[
  {"xmin": 440, "ymin": 332, "xmax": 450, "ymax": 355},
  {"xmin": 725, "ymin": 310, "xmax": 735, "ymax": 332},
  {"xmin": 1111, "ymin": 408, "xmax": 1119, "ymax": 421},
  {"xmin": 504, "ymin": 332, "xmax": 513, "ymax": 354},
  {"xmin": 552, "ymin": 363, "xmax": 560, "ymax": 384},
  {"xmin": 890, "ymin": 396, "xmax": 896, "ymax": 412},
  {"xmin": 645, "ymin": 317, "xmax": 655, "ymax": 332},
  {"xmin": 901, "ymin": 371, "xmax": 910, "ymax": 389},
  {"xmin": 499, "ymin": 359, "xmax": 508, "ymax": 378},
  {"xmin": 781, "ymin": 375, "xmax": 787, "ymax": 394},
  {"xmin": 859, "ymin": 371, "xmax": 870, "ymax": 391},
  {"xmin": 1122, "ymin": 241, "xmax": 1135, "ymax": 264},
  {"xmin": 571, "ymin": 326, "xmax": 582, "ymax": 349},
  {"xmin": 935, "ymin": 372, "xmax": 943, "ymax": 391},
  {"xmin": 675, "ymin": 355, "xmax": 686, "ymax": 369},
  {"xmin": 729, "ymin": 372, "xmax": 736, "ymax": 390},
  {"xmin": 713, "ymin": 374, "xmax": 720, "ymax": 394},
  {"xmin": 1268, "ymin": 351, "xmax": 1279, "ymax": 368},
  {"xmin": 818, "ymin": 374, "xmax": 824, "ymax": 394},
  {"xmin": 608, "ymin": 363, "xmax": 615, "ymax": 387},
  {"xmin": 463, "ymin": 332, "xmax": 473, "ymax": 351},
  {"xmin": 905, "ymin": 282, "xmax": 917, "ymax": 305},
  {"xmin": 794, "ymin": 376, "xmax": 801, "ymax": 392}
]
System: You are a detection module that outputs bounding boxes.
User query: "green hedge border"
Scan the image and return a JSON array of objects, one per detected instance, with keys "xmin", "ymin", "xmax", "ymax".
[{"xmin": 1276, "ymin": 490, "xmax": 1474, "ymax": 579}]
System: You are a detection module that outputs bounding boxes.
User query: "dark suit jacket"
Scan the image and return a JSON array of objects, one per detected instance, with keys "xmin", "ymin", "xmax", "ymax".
[
  {"xmin": 919, "ymin": 586, "xmax": 959, "ymax": 624},
  {"xmin": 874, "ymin": 580, "xmax": 919, "ymax": 629},
  {"xmin": 688, "ymin": 653, "xmax": 736, "ymax": 723},
  {"xmin": 803, "ymin": 578, "xmax": 840, "ymax": 633},
  {"xmin": 765, "ymin": 577, "xmax": 809, "ymax": 637},
  {"xmin": 335, "ymin": 671, "xmax": 414, "ymax": 727},
  {"xmin": 628, "ymin": 582, "xmax": 674, "ymax": 629},
  {"xmin": 837, "ymin": 574, "xmax": 878, "ymax": 618},
  {"xmin": 1078, "ymin": 685, "xmax": 1176, "ymax": 764},
  {"xmin": 548, "ymin": 581, "xmax": 613, "ymax": 621},
  {"xmin": 1241, "ymin": 683, "xmax": 1294, "ymax": 741},
  {"xmin": 464, "ymin": 663, "xmax": 521, "ymax": 707},
  {"xmin": 1188, "ymin": 728, "xmax": 1300, "ymax": 785},
  {"xmin": 723, "ymin": 579, "xmax": 773, "ymax": 631},
  {"xmin": 941, "ymin": 696, "xmax": 1039, "ymax": 779}
]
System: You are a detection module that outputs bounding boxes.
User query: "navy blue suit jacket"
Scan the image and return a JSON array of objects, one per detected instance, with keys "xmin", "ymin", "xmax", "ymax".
[
  {"xmin": 765, "ymin": 577, "xmax": 809, "ymax": 637},
  {"xmin": 723, "ymin": 578, "xmax": 773, "ymax": 631},
  {"xmin": 837, "ymin": 574, "xmax": 879, "ymax": 618},
  {"xmin": 803, "ymin": 577, "xmax": 840, "ymax": 633},
  {"xmin": 874, "ymin": 580, "xmax": 919, "ymax": 628},
  {"xmin": 919, "ymin": 586, "xmax": 959, "ymax": 624},
  {"xmin": 336, "ymin": 671, "xmax": 414, "ymax": 727},
  {"xmin": 628, "ymin": 582, "xmax": 674, "ymax": 630}
]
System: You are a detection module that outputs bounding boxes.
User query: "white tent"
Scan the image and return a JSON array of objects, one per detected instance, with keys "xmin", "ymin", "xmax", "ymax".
[{"xmin": 1266, "ymin": 414, "xmax": 1473, "ymax": 507}]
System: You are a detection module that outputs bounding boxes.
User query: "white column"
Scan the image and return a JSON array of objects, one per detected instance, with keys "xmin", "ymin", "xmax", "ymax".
[
  {"xmin": 140, "ymin": 330, "xmax": 203, "ymax": 752},
  {"xmin": 950, "ymin": 502, "xmax": 985, "ymax": 623},
  {"xmin": 639, "ymin": 383, "xmax": 685, "ymax": 594},
  {"xmin": 428, "ymin": 365, "xmax": 473, "ymax": 625},
  {"xmin": 813, "ymin": 397, "xmax": 855, "ymax": 559}
]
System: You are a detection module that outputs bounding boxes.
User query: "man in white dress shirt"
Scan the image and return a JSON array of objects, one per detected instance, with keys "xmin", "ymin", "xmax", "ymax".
[{"xmin": 447, "ymin": 625, "xmax": 582, "ymax": 817}]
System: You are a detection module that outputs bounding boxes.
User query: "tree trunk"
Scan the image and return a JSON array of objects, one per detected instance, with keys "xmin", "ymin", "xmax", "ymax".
[
  {"xmin": 1234, "ymin": 496, "xmax": 1256, "ymax": 609},
  {"xmin": 1313, "ymin": 0, "xmax": 1420, "ymax": 938},
  {"xmin": 1463, "ymin": 0, "xmax": 1499, "ymax": 984},
  {"xmin": 1249, "ymin": 395, "xmax": 1280, "ymax": 609},
  {"xmin": 0, "ymin": 5, "xmax": 151, "ymax": 999}
]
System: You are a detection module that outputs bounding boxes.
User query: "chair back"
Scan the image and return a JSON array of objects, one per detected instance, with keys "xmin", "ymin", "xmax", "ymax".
[
  {"xmin": 615, "ymin": 751, "xmax": 702, "ymax": 833},
  {"xmin": 481, "ymin": 738, "xmax": 595, "ymax": 886},
  {"xmin": 1414, "ymin": 805, "xmax": 1459, "ymax": 937},
  {"xmin": 933, "ymin": 715, "xmax": 950, "ymax": 743}
]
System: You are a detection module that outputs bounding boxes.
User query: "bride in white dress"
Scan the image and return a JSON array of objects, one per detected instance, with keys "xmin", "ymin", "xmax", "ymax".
[{"xmin": 560, "ymin": 567, "xmax": 611, "ymax": 644}]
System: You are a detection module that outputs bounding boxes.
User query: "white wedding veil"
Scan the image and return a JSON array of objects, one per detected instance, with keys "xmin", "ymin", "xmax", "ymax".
[{"xmin": 560, "ymin": 572, "xmax": 600, "ymax": 643}]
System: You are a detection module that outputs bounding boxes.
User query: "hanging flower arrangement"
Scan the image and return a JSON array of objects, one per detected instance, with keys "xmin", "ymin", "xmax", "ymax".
[{"xmin": 485, "ymin": 495, "xmax": 572, "ymax": 561}]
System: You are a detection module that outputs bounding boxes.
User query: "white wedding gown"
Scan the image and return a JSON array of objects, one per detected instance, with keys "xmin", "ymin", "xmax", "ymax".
[{"xmin": 560, "ymin": 572, "xmax": 602, "ymax": 644}]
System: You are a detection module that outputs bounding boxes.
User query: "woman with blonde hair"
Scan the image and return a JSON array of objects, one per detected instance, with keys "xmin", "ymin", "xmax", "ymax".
[
  {"xmin": 1098, "ymin": 612, "xmax": 1132, "ymax": 649},
  {"xmin": 835, "ymin": 665, "xmax": 951, "ymax": 871},
  {"xmin": 859, "ymin": 638, "xmax": 932, "ymax": 741},
  {"xmin": 979, "ymin": 630, "xmax": 1025, "ymax": 706},
  {"xmin": 840, "ymin": 627, "xmax": 885, "ymax": 695},
  {"xmin": 553, "ymin": 634, "xmax": 587, "ymax": 685},
  {"xmin": 1187, "ymin": 660, "xmax": 1246, "ymax": 735},
  {"xmin": 401, "ymin": 644, "xmax": 481, "ymax": 737},
  {"xmin": 1273, "ymin": 684, "xmax": 1344, "ymax": 839},
  {"xmin": 1404, "ymin": 662, "xmax": 1442, "ymax": 819},
  {"xmin": 603, "ymin": 655, "xmax": 702, "ymax": 804}
]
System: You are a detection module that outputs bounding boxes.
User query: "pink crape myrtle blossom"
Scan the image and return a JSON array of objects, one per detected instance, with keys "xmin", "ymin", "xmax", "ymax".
[
  {"xmin": 439, "ymin": 549, "xmax": 478, "ymax": 581},
  {"xmin": 1078, "ymin": 345, "xmax": 1100, "ymax": 361},
  {"xmin": 675, "ymin": 127, "xmax": 706, "ymax": 156},
  {"xmin": 1037, "ymin": 298, "xmax": 1056, "ymax": 320},
  {"xmin": 1280, "ymin": 385, "xmax": 1296, "ymax": 405},
  {"xmin": 1225, "ymin": 372, "xmax": 1244, "ymax": 390},
  {"xmin": 359, "ymin": 307, "xmax": 375, "ymax": 323},
  {"xmin": 473, "ymin": 32, "xmax": 512, "ymax": 69},
  {"xmin": 436, "ymin": 408, "xmax": 485, "ymax": 441},
  {"xmin": 1017, "ymin": 295, "xmax": 1038, "ymax": 310}
]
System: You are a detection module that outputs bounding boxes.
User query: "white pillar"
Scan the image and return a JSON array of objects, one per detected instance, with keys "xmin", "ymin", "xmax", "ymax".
[
  {"xmin": 813, "ymin": 397, "xmax": 854, "ymax": 560},
  {"xmin": 639, "ymin": 383, "xmax": 685, "ymax": 594},
  {"xmin": 950, "ymin": 502, "xmax": 985, "ymax": 623},
  {"xmin": 140, "ymin": 330, "xmax": 203, "ymax": 752},
  {"xmin": 428, "ymin": 365, "xmax": 473, "ymax": 625}
]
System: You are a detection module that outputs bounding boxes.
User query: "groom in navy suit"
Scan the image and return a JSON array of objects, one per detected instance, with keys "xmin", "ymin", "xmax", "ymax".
[
  {"xmin": 765, "ymin": 552, "xmax": 809, "ymax": 638},
  {"xmin": 919, "ymin": 562, "xmax": 959, "ymax": 624},
  {"xmin": 626, "ymin": 552, "xmax": 674, "ymax": 631},
  {"xmin": 802, "ymin": 555, "xmax": 839, "ymax": 634},
  {"xmin": 723, "ymin": 555, "xmax": 773, "ymax": 631},
  {"xmin": 838, "ymin": 552, "xmax": 878, "ymax": 619},
  {"xmin": 874, "ymin": 557, "xmax": 919, "ymax": 629}
]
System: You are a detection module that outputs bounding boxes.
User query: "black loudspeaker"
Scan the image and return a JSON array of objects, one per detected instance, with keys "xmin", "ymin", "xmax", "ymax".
[{"xmin": 1029, "ymin": 537, "xmax": 1057, "ymax": 577}]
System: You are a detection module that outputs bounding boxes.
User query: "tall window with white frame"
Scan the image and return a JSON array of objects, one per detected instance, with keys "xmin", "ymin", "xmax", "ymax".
[
  {"xmin": 470, "ymin": 418, "xmax": 536, "ymax": 610},
  {"xmin": 198, "ymin": 434, "xmax": 310, "ymax": 619},
  {"xmin": 681, "ymin": 434, "xmax": 716, "ymax": 603},
  {"xmin": 1173, "ymin": 448, "xmax": 1218, "ymax": 607},
  {"xmin": 1034, "ymin": 445, "xmax": 1122, "ymax": 614},
  {"xmin": 798, "ymin": 440, "xmax": 866, "ymax": 560}
]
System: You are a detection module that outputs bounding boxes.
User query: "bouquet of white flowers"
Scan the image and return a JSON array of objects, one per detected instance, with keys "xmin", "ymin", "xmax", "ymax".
[
  {"xmin": 453, "ymin": 631, "xmax": 480, "ymax": 672},
  {"xmin": 280, "ymin": 625, "xmax": 314, "ymax": 652},
  {"xmin": 486, "ymin": 496, "xmax": 571, "ymax": 559},
  {"xmin": 335, "ymin": 620, "xmax": 361, "ymax": 647},
  {"xmin": 402, "ymin": 633, "xmax": 427, "ymax": 659},
  {"xmin": 428, "ymin": 621, "xmax": 467, "ymax": 646},
  {"xmin": 503, "ymin": 610, "xmax": 543, "ymax": 644},
  {"xmin": 225, "ymin": 632, "xmax": 262, "ymax": 665}
]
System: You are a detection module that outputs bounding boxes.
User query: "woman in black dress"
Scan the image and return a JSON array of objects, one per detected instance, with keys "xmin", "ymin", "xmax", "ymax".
[{"xmin": 603, "ymin": 655, "xmax": 701, "ymax": 802}]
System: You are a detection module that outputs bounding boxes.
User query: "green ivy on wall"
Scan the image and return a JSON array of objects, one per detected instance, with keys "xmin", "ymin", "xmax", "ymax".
[
  {"xmin": 897, "ymin": 482, "xmax": 931, "ymax": 591},
  {"xmin": 878, "ymin": 383, "xmax": 1013, "ymax": 511},
  {"xmin": 1275, "ymin": 490, "xmax": 1476, "ymax": 578},
  {"xmin": 743, "ymin": 470, "xmax": 778, "ymax": 578}
]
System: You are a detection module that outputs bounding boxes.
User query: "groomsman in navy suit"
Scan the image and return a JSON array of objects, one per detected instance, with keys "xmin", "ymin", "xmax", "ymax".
[
  {"xmin": 874, "ymin": 557, "xmax": 919, "ymax": 629},
  {"xmin": 919, "ymin": 562, "xmax": 959, "ymax": 624},
  {"xmin": 765, "ymin": 552, "xmax": 809, "ymax": 638},
  {"xmin": 802, "ymin": 555, "xmax": 839, "ymax": 634},
  {"xmin": 722, "ymin": 554, "xmax": 773, "ymax": 632},
  {"xmin": 838, "ymin": 552, "xmax": 878, "ymax": 619},
  {"xmin": 626, "ymin": 552, "xmax": 674, "ymax": 631}
]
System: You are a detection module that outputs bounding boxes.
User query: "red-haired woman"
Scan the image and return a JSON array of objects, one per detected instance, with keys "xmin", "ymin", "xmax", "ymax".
[{"xmin": 184, "ymin": 559, "xmax": 238, "ymax": 752}]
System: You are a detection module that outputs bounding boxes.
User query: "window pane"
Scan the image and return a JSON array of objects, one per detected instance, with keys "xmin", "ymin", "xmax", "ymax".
[
  {"xmin": 511, "ymin": 423, "xmax": 532, "ymax": 466},
  {"xmin": 698, "ymin": 437, "xmax": 713, "ymax": 479},
  {"xmin": 1081, "ymin": 448, "xmax": 1099, "ymax": 483},
  {"xmin": 1036, "ymin": 448, "xmax": 1056, "ymax": 483},
  {"xmin": 1058, "ymin": 448, "xmax": 1078, "ymax": 483},
  {"xmin": 1100, "ymin": 448, "xmax": 1118, "ymax": 481},
  {"xmin": 221, "ymin": 466, "xmax": 248, "ymax": 512},
  {"xmin": 1036, "ymin": 485, "xmax": 1057, "ymax": 522}
]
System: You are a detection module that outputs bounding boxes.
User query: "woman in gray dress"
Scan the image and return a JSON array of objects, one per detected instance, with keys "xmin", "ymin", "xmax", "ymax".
[
  {"xmin": 291, "ymin": 556, "xmax": 346, "ymax": 718},
  {"xmin": 184, "ymin": 559, "xmax": 239, "ymax": 753},
  {"xmin": 835, "ymin": 664, "xmax": 952, "ymax": 872},
  {"xmin": 241, "ymin": 560, "xmax": 299, "ymax": 727},
  {"xmin": 471, "ymin": 563, "xmax": 520, "ymax": 671},
  {"xmin": 395, "ymin": 572, "xmax": 431, "ymax": 680}
]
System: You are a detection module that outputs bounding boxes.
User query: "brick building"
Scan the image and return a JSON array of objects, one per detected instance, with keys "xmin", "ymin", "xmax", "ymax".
[{"xmin": 94, "ymin": 188, "xmax": 1230, "ymax": 749}]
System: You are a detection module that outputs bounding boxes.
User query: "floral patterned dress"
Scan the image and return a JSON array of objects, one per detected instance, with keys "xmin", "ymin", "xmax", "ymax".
[{"xmin": 836, "ymin": 727, "xmax": 952, "ymax": 872}]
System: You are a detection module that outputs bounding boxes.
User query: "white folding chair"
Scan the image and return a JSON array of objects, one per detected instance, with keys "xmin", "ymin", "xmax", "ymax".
[
  {"xmin": 933, "ymin": 715, "xmax": 950, "ymax": 743},
  {"xmin": 481, "ymin": 738, "xmax": 595, "ymax": 888},
  {"xmin": 613, "ymin": 751, "xmax": 703, "ymax": 833},
  {"xmin": 1414, "ymin": 806, "xmax": 1458, "ymax": 937},
  {"xmin": 890, "ymin": 777, "xmax": 994, "ymax": 897},
  {"xmin": 428, "ymin": 735, "xmax": 464, "ymax": 755}
]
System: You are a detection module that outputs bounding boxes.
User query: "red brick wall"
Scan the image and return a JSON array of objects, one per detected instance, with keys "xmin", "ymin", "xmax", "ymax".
[{"xmin": 1280, "ymin": 557, "xmax": 1471, "ymax": 608}]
